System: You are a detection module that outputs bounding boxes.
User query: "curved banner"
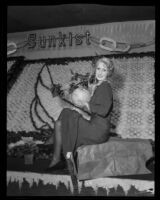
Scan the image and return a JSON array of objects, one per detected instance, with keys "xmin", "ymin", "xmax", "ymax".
[{"xmin": 7, "ymin": 20, "xmax": 155, "ymax": 59}]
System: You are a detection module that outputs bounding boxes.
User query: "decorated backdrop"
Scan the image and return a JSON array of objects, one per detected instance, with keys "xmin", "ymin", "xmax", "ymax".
[{"xmin": 7, "ymin": 53, "xmax": 155, "ymax": 140}]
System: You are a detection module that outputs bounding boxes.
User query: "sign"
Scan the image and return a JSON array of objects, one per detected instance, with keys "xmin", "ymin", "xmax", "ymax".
[{"xmin": 27, "ymin": 31, "xmax": 91, "ymax": 49}]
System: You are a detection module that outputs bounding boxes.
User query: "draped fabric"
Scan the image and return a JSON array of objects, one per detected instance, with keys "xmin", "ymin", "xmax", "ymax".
[
  {"xmin": 77, "ymin": 137, "xmax": 153, "ymax": 180},
  {"xmin": 7, "ymin": 171, "xmax": 154, "ymax": 195},
  {"xmin": 7, "ymin": 56, "xmax": 154, "ymax": 140}
]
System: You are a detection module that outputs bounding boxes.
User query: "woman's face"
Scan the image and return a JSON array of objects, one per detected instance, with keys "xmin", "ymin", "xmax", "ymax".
[{"xmin": 95, "ymin": 61, "xmax": 109, "ymax": 82}]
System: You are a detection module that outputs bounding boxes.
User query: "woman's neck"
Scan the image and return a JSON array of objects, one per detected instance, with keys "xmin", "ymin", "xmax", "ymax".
[{"xmin": 97, "ymin": 79, "xmax": 107, "ymax": 86}]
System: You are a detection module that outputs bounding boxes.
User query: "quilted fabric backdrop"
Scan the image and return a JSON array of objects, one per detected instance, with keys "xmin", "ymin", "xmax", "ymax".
[
  {"xmin": 7, "ymin": 56, "xmax": 155, "ymax": 140},
  {"xmin": 110, "ymin": 57, "xmax": 155, "ymax": 140}
]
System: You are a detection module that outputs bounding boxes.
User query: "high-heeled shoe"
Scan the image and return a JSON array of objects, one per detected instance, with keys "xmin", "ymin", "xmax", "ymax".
[
  {"xmin": 66, "ymin": 153, "xmax": 77, "ymax": 177},
  {"xmin": 45, "ymin": 160, "xmax": 67, "ymax": 172},
  {"xmin": 66, "ymin": 153, "xmax": 78, "ymax": 194}
]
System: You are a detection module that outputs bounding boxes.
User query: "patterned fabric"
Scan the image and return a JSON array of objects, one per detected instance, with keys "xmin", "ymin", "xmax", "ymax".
[
  {"xmin": 109, "ymin": 57, "xmax": 155, "ymax": 140},
  {"xmin": 7, "ymin": 63, "xmax": 44, "ymax": 132},
  {"xmin": 7, "ymin": 56, "xmax": 154, "ymax": 140}
]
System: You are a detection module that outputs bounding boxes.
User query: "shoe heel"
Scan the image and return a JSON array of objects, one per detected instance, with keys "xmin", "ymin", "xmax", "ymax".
[
  {"xmin": 70, "ymin": 153, "xmax": 77, "ymax": 176},
  {"xmin": 66, "ymin": 155, "xmax": 78, "ymax": 195},
  {"xmin": 66, "ymin": 154, "xmax": 77, "ymax": 177}
]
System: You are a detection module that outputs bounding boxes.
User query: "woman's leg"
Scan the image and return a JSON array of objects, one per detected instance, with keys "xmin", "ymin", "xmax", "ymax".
[
  {"xmin": 47, "ymin": 108, "xmax": 80, "ymax": 170},
  {"xmin": 44, "ymin": 133, "xmax": 54, "ymax": 145},
  {"xmin": 48, "ymin": 120, "xmax": 62, "ymax": 167}
]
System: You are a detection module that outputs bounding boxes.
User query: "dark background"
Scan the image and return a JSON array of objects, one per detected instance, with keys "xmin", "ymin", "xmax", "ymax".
[{"xmin": 7, "ymin": 4, "xmax": 155, "ymax": 33}]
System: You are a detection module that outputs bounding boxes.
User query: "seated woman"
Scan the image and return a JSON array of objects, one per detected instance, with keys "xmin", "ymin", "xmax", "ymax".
[{"xmin": 47, "ymin": 57, "xmax": 114, "ymax": 171}]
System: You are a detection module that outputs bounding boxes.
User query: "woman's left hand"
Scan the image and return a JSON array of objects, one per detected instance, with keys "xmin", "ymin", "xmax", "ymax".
[{"xmin": 83, "ymin": 102, "xmax": 90, "ymax": 112}]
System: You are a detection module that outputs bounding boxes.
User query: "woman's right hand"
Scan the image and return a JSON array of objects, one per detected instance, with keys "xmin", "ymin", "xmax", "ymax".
[
  {"xmin": 72, "ymin": 107, "xmax": 91, "ymax": 121},
  {"xmin": 88, "ymin": 83, "xmax": 97, "ymax": 96}
]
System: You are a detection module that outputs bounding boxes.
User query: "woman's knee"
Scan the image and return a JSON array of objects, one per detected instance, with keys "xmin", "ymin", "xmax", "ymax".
[
  {"xmin": 61, "ymin": 108, "xmax": 73, "ymax": 117},
  {"xmin": 63, "ymin": 107, "xmax": 72, "ymax": 113},
  {"xmin": 59, "ymin": 107, "xmax": 78, "ymax": 122}
]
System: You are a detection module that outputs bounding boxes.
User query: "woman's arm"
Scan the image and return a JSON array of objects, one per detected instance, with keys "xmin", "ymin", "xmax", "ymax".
[
  {"xmin": 71, "ymin": 106, "xmax": 91, "ymax": 120},
  {"xmin": 89, "ymin": 82, "xmax": 113, "ymax": 117},
  {"xmin": 88, "ymin": 83, "xmax": 97, "ymax": 97}
]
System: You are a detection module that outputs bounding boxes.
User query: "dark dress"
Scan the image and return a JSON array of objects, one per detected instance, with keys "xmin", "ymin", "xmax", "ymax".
[{"xmin": 59, "ymin": 81, "xmax": 113, "ymax": 157}]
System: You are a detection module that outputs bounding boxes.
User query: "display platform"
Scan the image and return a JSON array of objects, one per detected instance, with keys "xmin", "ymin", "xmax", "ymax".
[{"xmin": 7, "ymin": 157, "xmax": 154, "ymax": 196}]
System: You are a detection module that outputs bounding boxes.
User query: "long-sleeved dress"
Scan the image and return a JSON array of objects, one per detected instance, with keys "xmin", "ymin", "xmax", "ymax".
[{"xmin": 59, "ymin": 81, "xmax": 113, "ymax": 157}]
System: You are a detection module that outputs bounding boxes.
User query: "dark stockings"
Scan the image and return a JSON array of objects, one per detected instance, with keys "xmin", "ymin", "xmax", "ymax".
[{"xmin": 49, "ymin": 120, "xmax": 62, "ymax": 167}]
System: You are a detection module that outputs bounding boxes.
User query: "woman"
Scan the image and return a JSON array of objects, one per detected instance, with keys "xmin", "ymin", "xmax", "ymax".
[{"xmin": 47, "ymin": 57, "xmax": 114, "ymax": 171}]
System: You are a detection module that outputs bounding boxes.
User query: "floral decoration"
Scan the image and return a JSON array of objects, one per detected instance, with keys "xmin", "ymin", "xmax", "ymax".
[{"xmin": 7, "ymin": 130, "xmax": 53, "ymax": 159}]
